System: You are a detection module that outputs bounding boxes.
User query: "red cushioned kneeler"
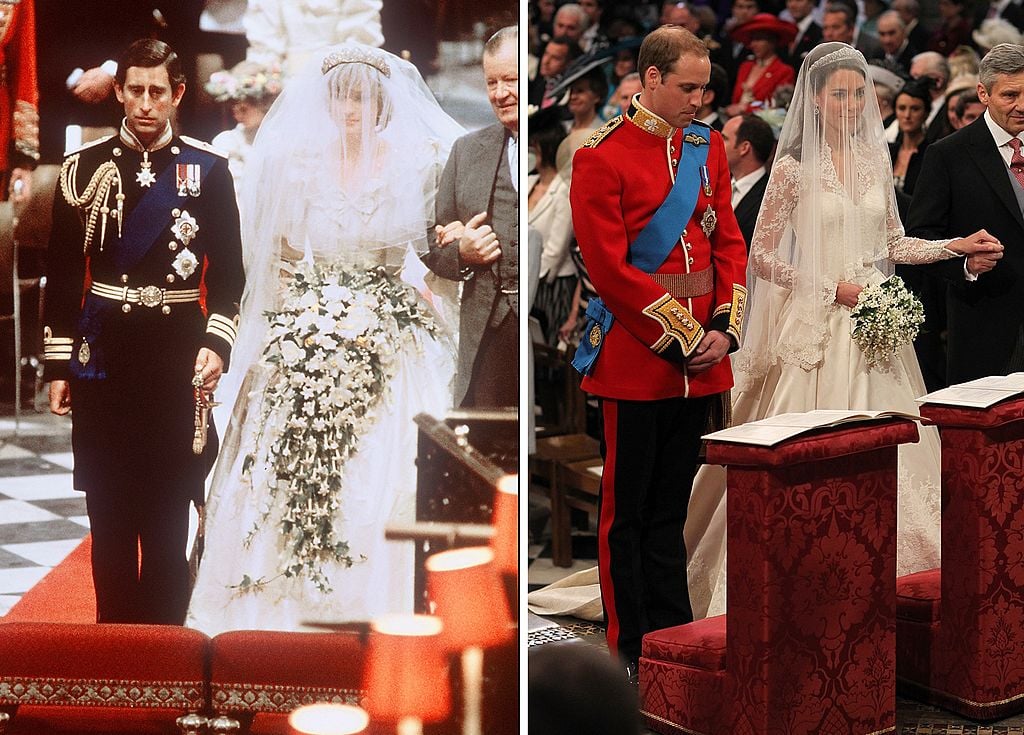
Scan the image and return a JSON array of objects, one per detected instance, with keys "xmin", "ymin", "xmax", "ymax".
[
  {"xmin": 640, "ymin": 419, "xmax": 918, "ymax": 735},
  {"xmin": 208, "ymin": 630, "xmax": 365, "ymax": 728},
  {"xmin": 0, "ymin": 622, "xmax": 209, "ymax": 733},
  {"xmin": 896, "ymin": 399, "xmax": 1024, "ymax": 720}
]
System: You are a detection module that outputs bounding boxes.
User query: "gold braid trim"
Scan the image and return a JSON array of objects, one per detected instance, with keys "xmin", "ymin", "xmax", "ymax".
[
  {"xmin": 211, "ymin": 682, "xmax": 363, "ymax": 713},
  {"xmin": 59, "ymin": 153, "xmax": 124, "ymax": 253},
  {"xmin": 13, "ymin": 100, "xmax": 39, "ymax": 161},
  {"xmin": 0, "ymin": 676, "xmax": 205, "ymax": 709}
]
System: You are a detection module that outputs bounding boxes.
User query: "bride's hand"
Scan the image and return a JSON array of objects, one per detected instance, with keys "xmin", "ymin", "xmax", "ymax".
[
  {"xmin": 435, "ymin": 220, "xmax": 464, "ymax": 247},
  {"xmin": 835, "ymin": 281, "xmax": 862, "ymax": 308},
  {"xmin": 948, "ymin": 229, "xmax": 1004, "ymax": 275}
]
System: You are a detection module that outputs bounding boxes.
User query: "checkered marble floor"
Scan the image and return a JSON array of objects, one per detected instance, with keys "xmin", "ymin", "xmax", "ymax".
[
  {"xmin": 527, "ymin": 478, "xmax": 1024, "ymax": 733},
  {"xmin": 0, "ymin": 407, "xmax": 83, "ymax": 617}
]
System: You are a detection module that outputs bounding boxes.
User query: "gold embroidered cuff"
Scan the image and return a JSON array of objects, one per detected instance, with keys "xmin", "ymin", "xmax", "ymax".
[
  {"xmin": 644, "ymin": 294, "xmax": 705, "ymax": 357},
  {"xmin": 729, "ymin": 285, "xmax": 747, "ymax": 344},
  {"xmin": 207, "ymin": 313, "xmax": 238, "ymax": 347}
]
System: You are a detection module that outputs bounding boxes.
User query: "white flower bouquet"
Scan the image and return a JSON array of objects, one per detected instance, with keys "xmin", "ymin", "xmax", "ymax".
[
  {"xmin": 238, "ymin": 262, "xmax": 438, "ymax": 593},
  {"xmin": 850, "ymin": 275, "xmax": 924, "ymax": 369}
]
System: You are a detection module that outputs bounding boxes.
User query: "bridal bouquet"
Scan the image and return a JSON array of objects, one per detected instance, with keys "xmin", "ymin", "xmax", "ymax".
[
  {"xmin": 240, "ymin": 261, "xmax": 437, "ymax": 594},
  {"xmin": 850, "ymin": 276, "xmax": 924, "ymax": 369}
]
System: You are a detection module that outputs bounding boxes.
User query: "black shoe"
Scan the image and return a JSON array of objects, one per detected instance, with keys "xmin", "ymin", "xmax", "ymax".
[{"xmin": 623, "ymin": 658, "xmax": 639, "ymax": 687}]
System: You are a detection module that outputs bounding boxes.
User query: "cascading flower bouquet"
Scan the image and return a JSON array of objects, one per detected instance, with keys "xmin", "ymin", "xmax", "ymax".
[
  {"xmin": 237, "ymin": 261, "xmax": 438, "ymax": 594},
  {"xmin": 850, "ymin": 275, "xmax": 925, "ymax": 369}
]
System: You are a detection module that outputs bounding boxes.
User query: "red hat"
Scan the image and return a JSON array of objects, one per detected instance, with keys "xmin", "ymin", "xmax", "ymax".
[{"xmin": 732, "ymin": 14, "xmax": 799, "ymax": 47}]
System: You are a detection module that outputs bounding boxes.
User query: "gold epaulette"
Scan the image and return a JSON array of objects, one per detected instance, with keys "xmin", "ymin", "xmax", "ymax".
[
  {"xmin": 179, "ymin": 135, "xmax": 229, "ymax": 159},
  {"xmin": 582, "ymin": 115, "xmax": 623, "ymax": 149},
  {"xmin": 64, "ymin": 134, "xmax": 116, "ymax": 157}
]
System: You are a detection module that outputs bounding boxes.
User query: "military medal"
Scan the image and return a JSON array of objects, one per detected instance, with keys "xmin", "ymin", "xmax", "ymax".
[
  {"xmin": 176, "ymin": 163, "xmax": 201, "ymax": 197},
  {"xmin": 172, "ymin": 248, "xmax": 199, "ymax": 280},
  {"xmin": 78, "ymin": 339, "xmax": 91, "ymax": 366},
  {"xmin": 701, "ymin": 204, "xmax": 718, "ymax": 237},
  {"xmin": 171, "ymin": 210, "xmax": 199, "ymax": 246},
  {"xmin": 136, "ymin": 151, "xmax": 156, "ymax": 188},
  {"xmin": 700, "ymin": 164, "xmax": 712, "ymax": 197}
]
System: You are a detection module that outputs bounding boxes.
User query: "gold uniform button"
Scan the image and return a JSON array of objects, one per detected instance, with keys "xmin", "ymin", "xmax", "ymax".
[
  {"xmin": 120, "ymin": 274, "xmax": 129, "ymax": 284},
  {"xmin": 161, "ymin": 305, "xmax": 171, "ymax": 315},
  {"xmin": 172, "ymin": 208, "xmax": 181, "ymax": 217},
  {"xmin": 688, "ymin": 256, "xmax": 695, "ymax": 266},
  {"xmin": 171, "ymin": 146, "xmax": 180, "ymax": 155},
  {"xmin": 112, "ymin": 147, "xmax": 122, "ymax": 157},
  {"xmin": 169, "ymin": 241, "xmax": 178, "ymax": 251},
  {"xmin": 166, "ymin": 274, "xmax": 175, "ymax": 284},
  {"xmin": 122, "ymin": 303, "xmax": 132, "ymax": 313}
]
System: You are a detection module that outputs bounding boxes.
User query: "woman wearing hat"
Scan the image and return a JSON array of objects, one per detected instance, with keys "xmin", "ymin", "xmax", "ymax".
[{"xmin": 726, "ymin": 14, "xmax": 798, "ymax": 116}]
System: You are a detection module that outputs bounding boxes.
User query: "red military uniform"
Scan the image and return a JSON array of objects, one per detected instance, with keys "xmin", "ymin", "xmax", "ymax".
[
  {"xmin": 571, "ymin": 100, "xmax": 747, "ymax": 401},
  {"xmin": 570, "ymin": 96, "xmax": 748, "ymax": 670}
]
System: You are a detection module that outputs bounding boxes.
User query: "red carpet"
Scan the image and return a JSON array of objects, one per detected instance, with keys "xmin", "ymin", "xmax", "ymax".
[{"xmin": 2, "ymin": 535, "xmax": 95, "ymax": 623}]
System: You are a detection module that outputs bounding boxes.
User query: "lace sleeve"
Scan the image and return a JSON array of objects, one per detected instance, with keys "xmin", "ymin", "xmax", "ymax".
[{"xmin": 885, "ymin": 186, "xmax": 956, "ymax": 264}]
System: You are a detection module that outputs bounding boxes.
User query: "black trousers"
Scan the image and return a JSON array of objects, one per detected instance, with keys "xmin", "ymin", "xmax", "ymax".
[
  {"xmin": 85, "ymin": 485, "xmax": 191, "ymax": 625},
  {"xmin": 598, "ymin": 394, "xmax": 713, "ymax": 664}
]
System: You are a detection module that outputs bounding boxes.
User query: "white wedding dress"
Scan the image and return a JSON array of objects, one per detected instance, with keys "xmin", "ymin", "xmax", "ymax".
[
  {"xmin": 685, "ymin": 148, "xmax": 952, "ymax": 618},
  {"xmin": 186, "ymin": 175, "xmax": 456, "ymax": 636}
]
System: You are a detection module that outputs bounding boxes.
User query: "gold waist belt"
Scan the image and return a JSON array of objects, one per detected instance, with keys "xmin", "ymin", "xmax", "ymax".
[
  {"xmin": 650, "ymin": 267, "xmax": 713, "ymax": 299},
  {"xmin": 91, "ymin": 281, "xmax": 201, "ymax": 308}
]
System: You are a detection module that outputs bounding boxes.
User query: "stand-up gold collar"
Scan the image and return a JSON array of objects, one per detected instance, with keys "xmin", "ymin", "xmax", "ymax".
[
  {"xmin": 118, "ymin": 118, "xmax": 173, "ymax": 153},
  {"xmin": 626, "ymin": 95, "xmax": 676, "ymax": 139}
]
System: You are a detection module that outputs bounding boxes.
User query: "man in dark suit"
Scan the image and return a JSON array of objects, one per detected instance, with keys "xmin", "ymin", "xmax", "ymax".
[
  {"xmin": 423, "ymin": 26, "xmax": 519, "ymax": 408},
  {"xmin": 785, "ymin": 0, "xmax": 823, "ymax": 67},
  {"xmin": 823, "ymin": 2, "xmax": 885, "ymax": 60},
  {"xmin": 43, "ymin": 39, "xmax": 244, "ymax": 624},
  {"xmin": 906, "ymin": 44, "xmax": 1023, "ymax": 384},
  {"xmin": 877, "ymin": 10, "xmax": 918, "ymax": 75},
  {"xmin": 722, "ymin": 113, "xmax": 773, "ymax": 250}
]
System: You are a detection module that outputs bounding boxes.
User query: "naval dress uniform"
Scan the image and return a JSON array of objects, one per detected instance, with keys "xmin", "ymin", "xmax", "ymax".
[
  {"xmin": 570, "ymin": 98, "xmax": 748, "ymax": 666},
  {"xmin": 43, "ymin": 121, "xmax": 244, "ymax": 624}
]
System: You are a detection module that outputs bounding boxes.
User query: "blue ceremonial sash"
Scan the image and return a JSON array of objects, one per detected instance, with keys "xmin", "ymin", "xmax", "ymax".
[
  {"xmin": 573, "ymin": 123, "xmax": 711, "ymax": 376},
  {"xmin": 71, "ymin": 146, "xmax": 219, "ymax": 380}
]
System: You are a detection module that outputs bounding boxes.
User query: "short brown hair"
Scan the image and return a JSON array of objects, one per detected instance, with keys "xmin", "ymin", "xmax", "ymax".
[{"xmin": 637, "ymin": 25, "xmax": 709, "ymax": 84}]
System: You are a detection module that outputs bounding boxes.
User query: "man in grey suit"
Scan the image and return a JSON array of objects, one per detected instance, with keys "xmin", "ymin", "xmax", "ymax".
[{"xmin": 423, "ymin": 26, "xmax": 519, "ymax": 408}]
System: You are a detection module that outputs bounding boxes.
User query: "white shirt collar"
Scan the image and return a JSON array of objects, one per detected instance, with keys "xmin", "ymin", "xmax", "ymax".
[
  {"xmin": 732, "ymin": 165, "xmax": 766, "ymax": 204},
  {"xmin": 507, "ymin": 134, "xmax": 519, "ymax": 193},
  {"xmin": 984, "ymin": 108, "xmax": 1020, "ymax": 149}
]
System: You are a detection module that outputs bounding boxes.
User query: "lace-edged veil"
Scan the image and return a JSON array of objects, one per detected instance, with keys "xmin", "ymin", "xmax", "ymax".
[
  {"xmin": 733, "ymin": 42, "xmax": 898, "ymax": 393},
  {"xmin": 217, "ymin": 43, "xmax": 464, "ymax": 422}
]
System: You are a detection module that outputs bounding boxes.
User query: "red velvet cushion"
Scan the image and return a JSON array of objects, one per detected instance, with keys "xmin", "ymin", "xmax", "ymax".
[
  {"xmin": 209, "ymin": 630, "xmax": 365, "ymax": 714},
  {"xmin": 896, "ymin": 568, "xmax": 941, "ymax": 623},
  {"xmin": 0, "ymin": 622, "xmax": 209, "ymax": 710},
  {"xmin": 641, "ymin": 615, "xmax": 726, "ymax": 672},
  {"xmin": 707, "ymin": 419, "xmax": 920, "ymax": 467},
  {"xmin": 920, "ymin": 397, "xmax": 1024, "ymax": 430}
]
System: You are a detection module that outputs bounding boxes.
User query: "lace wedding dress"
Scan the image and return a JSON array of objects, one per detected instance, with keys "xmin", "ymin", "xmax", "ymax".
[
  {"xmin": 186, "ymin": 176, "xmax": 456, "ymax": 635},
  {"xmin": 186, "ymin": 43, "xmax": 463, "ymax": 635}
]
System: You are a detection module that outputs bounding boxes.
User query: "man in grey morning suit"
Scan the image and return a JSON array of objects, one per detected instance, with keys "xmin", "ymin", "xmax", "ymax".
[{"xmin": 422, "ymin": 26, "xmax": 519, "ymax": 408}]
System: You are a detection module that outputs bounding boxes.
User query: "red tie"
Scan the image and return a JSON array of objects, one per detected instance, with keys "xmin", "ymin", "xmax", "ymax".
[{"xmin": 1009, "ymin": 138, "xmax": 1024, "ymax": 190}]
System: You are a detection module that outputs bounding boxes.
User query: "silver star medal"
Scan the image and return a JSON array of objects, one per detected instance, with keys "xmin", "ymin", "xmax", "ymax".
[
  {"xmin": 136, "ymin": 152, "xmax": 156, "ymax": 188},
  {"xmin": 172, "ymin": 248, "xmax": 199, "ymax": 280},
  {"xmin": 171, "ymin": 210, "xmax": 199, "ymax": 246},
  {"xmin": 701, "ymin": 204, "xmax": 717, "ymax": 237}
]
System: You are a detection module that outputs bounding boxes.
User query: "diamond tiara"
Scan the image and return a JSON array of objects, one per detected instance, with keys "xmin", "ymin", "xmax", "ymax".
[{"xmin": 321, "ymin": 48, "xmax": 392, "ymax": 78}]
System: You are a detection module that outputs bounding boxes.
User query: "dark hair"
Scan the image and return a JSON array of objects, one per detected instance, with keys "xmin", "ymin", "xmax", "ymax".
[
  {"xmin": 638, "ymin": 25, "xmax": 709, "ymax": 84},
  {"xmin": 706, "ymin": 63, "xmax": 729, "ymax": 106},
  {"xmin": 806, "ymin": 46, "xmax": 867, "ymax": 93},
  {"xmin": 573, "ymin": 67, "xmax": 610, "ymax": 106},
  {"xmin": 532, "ymin": 118, "xmax": 567, "ymax": 167},
  {"xmin": 953, "ymin": 89, "xmax": 981, "ymax": 117},
  {"xmin": 824, "ymin": 2, "xmax": 857, "ymax": 28},
  {"xmin": 548, "ymin": 35, "xmax": 584, "ymax": 62},
  {"xmin": 736, "ymin": 114, "xmax": 774, "ymax": 162},
  {"xmin": 116, "ymin": 39, "xmax": 185, "ymax": 89},
  {"xmin": 896, "ymin": 77, "xmax": 931, "ymax": 106}
]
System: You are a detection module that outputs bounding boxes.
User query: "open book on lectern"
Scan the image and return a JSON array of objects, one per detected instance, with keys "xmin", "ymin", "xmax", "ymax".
[
  {"xmin": 702, "ymin": 409, "xmax": 924, "ymax": 447},
  {"xmin": 916, "ymin": 372, "xmax": 1024, "ymax": 409}
]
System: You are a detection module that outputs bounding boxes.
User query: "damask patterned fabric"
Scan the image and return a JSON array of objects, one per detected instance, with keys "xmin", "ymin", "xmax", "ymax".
[
  {"xmin": 896, "ymin": 401, "xmax": 1024, "ymax": 720},
  {"xmin": 641, "ymin": 421, "xmax": 915, "ymax": 734}
]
